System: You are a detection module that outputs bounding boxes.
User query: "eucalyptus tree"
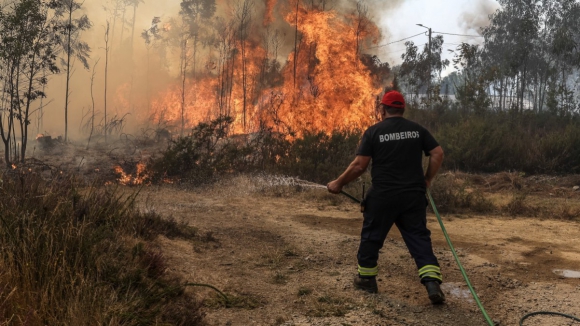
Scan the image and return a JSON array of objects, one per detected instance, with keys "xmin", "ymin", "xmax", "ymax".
[
  {"xmin": 127, "ymin": 0, "xmax": 144, "ymax": 54},
  {"xmin": 451, "ymin": 43, "xmax": 491, "ymax": 115},
  {"xmin": 172, "ymin": 0, "xmax": 216, "ymax": 135},
  {"xmin": 481, "ymin": 0, "xmax": 542, "ymax": 113},
  {"xmin": 0, "ymin": 0, "xmax": 62, "ymax": 164},
  {"xmin": 542, "ymin": 0, "xmax": 580, "ymax": 115},
  {"xmin": 141, "ymin": 16, "xmax": 166, "ymax": 110},
  {"xmin": 57, "ymin": 0, "xmax": 91, "ymax": 142},
  {"xmin": 232, "ymin": 0, "xmax": 253, "ymax": 131},
  {"xmin": 480, "ymin": 0, "xmax": 580, "ymax": 114},
  {"xmin": 399, "ymin": 35, "xmax": 449, "ymax": 105}
]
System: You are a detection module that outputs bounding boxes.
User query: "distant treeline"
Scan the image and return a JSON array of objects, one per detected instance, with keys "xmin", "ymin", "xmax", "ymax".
[{"xmin": 396, "ymin": 0, "xmax": 580, "ymax": 116}]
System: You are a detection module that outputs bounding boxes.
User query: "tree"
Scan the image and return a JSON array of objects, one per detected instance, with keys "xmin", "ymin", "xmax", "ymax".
[
  {"xmin": 451, "ymin": 43, "xmax": 491, "ymax": 115},
  {"xmin": 479, "ymin": 0, "xmax": 580, "ymax": 114},
  {"xmin": 142, "ymin": 16, "xmax": 166, "ymax": 111},
  {"xmin": 172, "ymin": 0, "xmax": 216, "ymax": 135},
  {"xmin": 399, "ymin": 35, "xmax": 449, "ymax": 106},
  {"xmin": 0, "ymin": 0, "xmax": 61, "ymax": 165},
  {"xmin": 233, "ymin": 0, "xmax": 253, "ymax": 131},
  {"xmin": 57, "ymin": 0, "xmax": 91, "ymax": 142},
  {"xmin": 103, "ymin": 21, "xmax": 110, "ymax": 142}
]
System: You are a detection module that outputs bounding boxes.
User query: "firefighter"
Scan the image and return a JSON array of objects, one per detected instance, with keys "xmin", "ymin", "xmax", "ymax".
[{"xmin": 327, "ymin": 90, "xmax": 445, "ymax": 304}]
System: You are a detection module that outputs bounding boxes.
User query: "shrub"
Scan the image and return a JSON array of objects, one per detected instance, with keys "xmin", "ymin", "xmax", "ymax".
[
  {"xmin": 275, "ymin": 130, "xmax": 362, "ymax": 184},
  {"xmin": 0, "ymin": 171, "xmax": 204, "ymax": 325},
  {"xmin": 429, "ymin": 173, "xmax": 494, "ymax": 214},
  {"xmin": 148, "ymin": 117, "xmax": 364, "ymax": 186},
  {"xmin": 147, "ymin": 116, "xmax": 254, "ymax": 184}
]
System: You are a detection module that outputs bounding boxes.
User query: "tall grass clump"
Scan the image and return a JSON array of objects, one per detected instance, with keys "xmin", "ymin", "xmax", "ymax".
[
  {"xmin": 0, "ymin": 171, "xmax": 203, "ymax": 325},
  {"xmin": 429, "ymin": 173, "xmax": 495, "ymax": 214}
]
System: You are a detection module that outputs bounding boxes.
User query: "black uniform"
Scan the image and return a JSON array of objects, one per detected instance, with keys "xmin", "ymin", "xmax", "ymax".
[{"xmin": 355, "ymin": 116, "xmax": 442, "ymax": 284}]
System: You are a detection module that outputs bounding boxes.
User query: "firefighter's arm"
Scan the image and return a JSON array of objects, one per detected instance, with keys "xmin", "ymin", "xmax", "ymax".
[
  {"xmin": 327, "ymin": 155, "xmax": 371, "ymax": 194},
  {"xmin": 425, "ymin": 146, "xmax": 444, "ymax": 188}
]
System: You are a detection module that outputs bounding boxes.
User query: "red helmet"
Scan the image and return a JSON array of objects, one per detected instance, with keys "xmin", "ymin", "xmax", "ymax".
[{"xmin": 380, "ymin": 91, "xmax": 405, "ymax": 109}]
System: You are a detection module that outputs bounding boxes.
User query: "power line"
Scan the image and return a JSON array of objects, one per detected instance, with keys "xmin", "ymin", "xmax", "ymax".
[
  {"xmin": 370, "ymin": 31, "xmax": 483, "ymax": 50},
  {"xmin": 433, "ymin": 31, "xmax": 483, "ymax": 38},
  {"xmin": 384, "ymin": 48, "xmax": 408, "ymax": 54},
  {"xmin": 370, "ymin": 32, "xmax": 425, "ymax": 49}
]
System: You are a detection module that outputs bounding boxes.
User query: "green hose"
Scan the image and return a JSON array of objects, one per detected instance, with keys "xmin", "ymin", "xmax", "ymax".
[
  {"xmin": 519, "ymin": 311, "xmax": 580, "ymax": 325},
  {"xmin": 341, "ymin": 189, "xmax": 580, "ymax": 325},
  {"xmin": 427, "ymin": 190, "xmax": 496, "ymax": 326},
  {"xmin": 427, "ymin": 190, "xmax": 580, "ymax": 326}
]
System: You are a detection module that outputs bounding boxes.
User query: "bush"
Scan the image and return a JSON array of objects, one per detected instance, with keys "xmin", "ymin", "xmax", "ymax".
[
  {"xmin": 429, "ymin": 173, "xmax": 494, "ymax": 214},
  {"xmin": 148, "ymin": 117, "xmax": 364, "ymax": 186},
  {"xmin": 148, "ymin": 116, "xmax": 254, "ymax": 184},
  {"xmin": 0, "ymin": 171, "xmax": 204, "ymax": 325},
  {"xmin": 275, "ymin": 130, "xmax": 362, "ymax": 184}
]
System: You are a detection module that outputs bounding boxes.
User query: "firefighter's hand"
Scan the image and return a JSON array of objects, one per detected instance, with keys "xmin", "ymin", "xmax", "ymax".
[{"xmin": 327, "ymin": 180, "xmax": 343, "ymax": 194}]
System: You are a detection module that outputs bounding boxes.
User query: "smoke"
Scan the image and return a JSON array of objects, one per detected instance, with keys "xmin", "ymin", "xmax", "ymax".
[
  {"xmin": 458, "ymin": 0, "xmax": 499, "ymax": 35},
  {"xmin": 37, "ymin": 0, "xmax": 183, "ymax": 139}
]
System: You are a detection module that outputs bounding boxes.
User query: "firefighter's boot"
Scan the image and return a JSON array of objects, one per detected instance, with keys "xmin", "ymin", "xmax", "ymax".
[
  {"xmin": 353, "ymin": 275, "xmax": 378, "ymax": 293},
  {"xmin": 425, "ymin": 281, "xmax": 445, "ymax": 304}
]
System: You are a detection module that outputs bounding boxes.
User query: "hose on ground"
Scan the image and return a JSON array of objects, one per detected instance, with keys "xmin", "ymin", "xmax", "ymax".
[
  {"xmin": 184, "ymin": 282, "xmax": 230, "ymax": 304},
  {"xmin": 339, "ymin": 189, "xmax": 580, "ymax": 325}
]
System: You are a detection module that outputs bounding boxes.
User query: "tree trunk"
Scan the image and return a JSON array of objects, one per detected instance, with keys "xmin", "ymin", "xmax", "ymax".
[
  {"xmin": 119, "ymin": 4, "xmax": 126, "ymax": 48},
  {"xmin": 104, "ymin": 23, "xmax": 110, "ymax": 142},
  {"xmin": 130, "ymin": 3, "xmax": 138, "ymax": 54},
  {"xmin": 180, "ymin": 37, "xmax": 188, "ymax": 136},
  {"xmin": 20, "ymin": 37, "xmax": 43, "ymax": 162},
  {"xmin": 293, "ymin": 0, "xmax": 299, "ymax": 89},
  {"xmin": 64, "ymin": 4, "xmax": 73, "ymax": 142}
]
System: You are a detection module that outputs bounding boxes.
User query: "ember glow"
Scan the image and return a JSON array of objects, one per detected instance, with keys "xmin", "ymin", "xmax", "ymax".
[{"xmin": 147, "ymin": 1, "xmax": 385, "ymax": 135}]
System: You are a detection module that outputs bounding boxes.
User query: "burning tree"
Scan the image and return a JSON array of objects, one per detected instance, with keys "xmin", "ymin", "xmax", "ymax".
[{"xmin": 147, "ymin": 0, "xmax": 386, "ymax": 137}]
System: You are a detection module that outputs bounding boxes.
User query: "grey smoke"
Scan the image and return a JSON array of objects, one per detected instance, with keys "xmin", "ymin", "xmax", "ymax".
[{"xmin": 458, "ymin": 0, "xmax": 500, "ymax": 35}]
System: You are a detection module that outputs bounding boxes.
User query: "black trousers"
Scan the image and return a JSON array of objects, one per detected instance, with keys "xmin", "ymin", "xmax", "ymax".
[{"xmin": 357, "ymin": 191, "xmax": 441, "ymax": 283}]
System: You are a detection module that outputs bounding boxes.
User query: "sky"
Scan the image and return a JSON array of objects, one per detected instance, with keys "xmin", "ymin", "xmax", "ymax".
[{"xmin": 375, "ymin": 0, "xmax": 500, "ymax": 75}]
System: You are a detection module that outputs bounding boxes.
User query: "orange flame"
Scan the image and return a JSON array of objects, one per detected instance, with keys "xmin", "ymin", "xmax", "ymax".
[
  {"xmin": 264, "ymin": 0, "xmax": 277, "ymax": 26},
  {"xmin": 113, "ymin": 163, "xmax": 149, "ymax": 185},
  {"xmin": 148, "ymin": 3, "xmax": 383, "ymax": 136}
]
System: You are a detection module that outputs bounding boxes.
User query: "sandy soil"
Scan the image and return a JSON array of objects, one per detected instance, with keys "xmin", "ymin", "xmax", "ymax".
[{"xmin": 137, "ymin": 178, "xmax": 580, "ymax": 326}]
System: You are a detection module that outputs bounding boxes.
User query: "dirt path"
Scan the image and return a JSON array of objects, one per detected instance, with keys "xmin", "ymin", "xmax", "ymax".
[{"xmin": 141, "ymin": 182, "xmax": 580, "ymax": 326}]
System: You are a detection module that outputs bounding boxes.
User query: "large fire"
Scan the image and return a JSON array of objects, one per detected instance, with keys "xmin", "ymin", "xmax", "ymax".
[{"xmin": 148, "ymin": 1, "xmax": 384, "ymax": 136}]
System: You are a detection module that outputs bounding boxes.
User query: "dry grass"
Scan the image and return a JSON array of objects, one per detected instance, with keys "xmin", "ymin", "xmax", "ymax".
[
  {"xmin": 431, "ymin": 172, "xmax": 580, "ymax": 220},
  {"xmin": 0, "ymin": 170, "xmax": 204, "ymax": 325},
  {"xmin": 306, "ymin": 294, "xmax": 354, "ymax": 317},
  {"xmin": 429, "ymin": 173, "xmax": 495, "ymax": 214}
]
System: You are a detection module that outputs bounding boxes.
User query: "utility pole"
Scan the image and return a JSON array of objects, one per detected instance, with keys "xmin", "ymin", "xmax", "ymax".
[{"xmin": 417, "ymin": 24, "xmax": 432, "ymax": 103}]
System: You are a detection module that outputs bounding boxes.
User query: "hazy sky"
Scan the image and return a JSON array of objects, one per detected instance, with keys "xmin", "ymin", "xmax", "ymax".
[{"xmin": 376, "ymin": 0, "xmax": 500, "ymax": 74}]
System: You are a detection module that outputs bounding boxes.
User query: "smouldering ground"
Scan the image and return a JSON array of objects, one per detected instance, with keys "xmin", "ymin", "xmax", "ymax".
[{"xmin": 139, "ymin": 176, "xmax": 580, "ymax": 326}]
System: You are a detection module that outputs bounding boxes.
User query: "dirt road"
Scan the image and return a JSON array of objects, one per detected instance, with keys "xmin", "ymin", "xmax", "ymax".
[{"xmin": 141, "ymin": 179, "xmax": 580, "ymax": 326}]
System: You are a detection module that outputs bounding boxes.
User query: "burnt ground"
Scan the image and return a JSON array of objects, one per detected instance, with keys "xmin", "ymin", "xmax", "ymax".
[{"xmin": 138, "ymin": 176, "xmax": 580, "ymax": 326}]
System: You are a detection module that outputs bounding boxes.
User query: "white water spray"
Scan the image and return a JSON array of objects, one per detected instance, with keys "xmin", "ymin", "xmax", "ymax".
[{"xmin": 252, "ymin": 175, "xmax": 327, "ymax": 189}]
